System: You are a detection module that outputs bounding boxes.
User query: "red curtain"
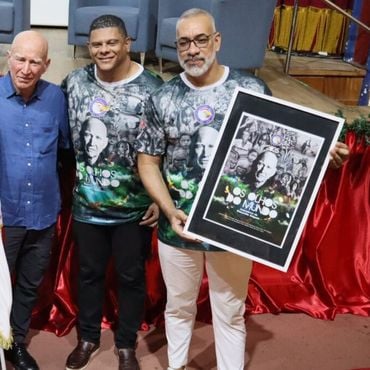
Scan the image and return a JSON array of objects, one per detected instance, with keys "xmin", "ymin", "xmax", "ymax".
[
  {"xmin": 248, "ymin": 131, "xmax": 370, "ymax": 319},
  {"xmin": 31, "ymin": 132, "xmax": 370, "ymax": 336}
]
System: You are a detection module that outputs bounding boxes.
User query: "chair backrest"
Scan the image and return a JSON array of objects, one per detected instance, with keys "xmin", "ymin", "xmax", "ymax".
[
  {"xmin": 156, "ymin": 0, "xmax": 276, "ymax": 70},
  {"xmin": 0, "ymin": 0, "xmax": 31, "ymax": 44},
  {"xmin": 68, "ymin": 0, "xmax": 158, "ymax": 53}
]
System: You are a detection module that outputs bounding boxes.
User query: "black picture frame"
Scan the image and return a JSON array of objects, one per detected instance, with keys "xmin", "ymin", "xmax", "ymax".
[{"xmin": 184, "ymin": 87, "xmax": 344, "ymax": 272}]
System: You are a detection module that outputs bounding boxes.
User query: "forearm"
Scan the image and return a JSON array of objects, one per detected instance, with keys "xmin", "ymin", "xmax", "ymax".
[{"xmin": 138, "ymin": 153, "xmax": 176, "ymax": 219}]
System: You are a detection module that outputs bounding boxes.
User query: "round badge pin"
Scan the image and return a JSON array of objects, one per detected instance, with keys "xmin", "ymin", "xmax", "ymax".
[
  {"xmin": 89, "ymin": 97, "xmax": 110, "ymax": 117},
  {"xmin": 194, "ymin": 104, "xmax": 215, "ymax": 125}
]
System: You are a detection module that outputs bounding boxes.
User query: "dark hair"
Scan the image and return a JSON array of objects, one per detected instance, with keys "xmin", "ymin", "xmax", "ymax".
[
  {"xmin": 116, "ymin": 140, "xmax": 130, "ymax": 152},
  {"xmin": 290, "ymin": 180, "xmax": 299, "ymax": 190},
  {"xmin": 89, "ymin": 14, "xmax": 127, "ymax": 38},
  {"xmin": 280, "ymin": 172, "xmax": 293, "ymax": 182},
  {"xmin": 248, "ymin": 148, "xmax": 258, "ymax": 157},
  {"xmin": 257, "ymin": 133, "xmax": 270, "ymax": 145}
]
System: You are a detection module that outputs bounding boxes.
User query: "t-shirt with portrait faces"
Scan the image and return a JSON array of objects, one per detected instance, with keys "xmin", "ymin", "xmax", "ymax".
[{"xmin": 135, "ymin": 67, "xmax": 270, "ymax": 250}]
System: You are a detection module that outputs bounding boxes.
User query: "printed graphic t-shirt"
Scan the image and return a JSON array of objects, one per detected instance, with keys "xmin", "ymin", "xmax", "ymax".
[
  {"xmin": 136, "ymin": 67, "xmax": 270, "ymax": 250},
  {"xmin": 63, "ymin": 63, "xmax": 162, "ymax": 225}
]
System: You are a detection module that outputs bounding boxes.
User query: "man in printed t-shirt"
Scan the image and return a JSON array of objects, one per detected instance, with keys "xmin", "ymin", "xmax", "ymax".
[
  {"xmin": 135, "ymin": 8, "xmax": 349, "ymax": 370},
  {"xmin": 62, "ymin": 15, "xmax": 162, "ymax": 370},
  {"xmin": 135, "ymin": 8, "xmax": 270, "ymax": 370}
]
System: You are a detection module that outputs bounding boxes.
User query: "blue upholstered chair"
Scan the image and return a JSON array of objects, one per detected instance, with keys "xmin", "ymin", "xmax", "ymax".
[
  {"xmin": 0, "ymin": 0, "xmax": 30, "ymax": 44},
  {"xmin": 68, "ymin": 0, "xmax": 158, "ymax": 64},
  {"xmin": 156, "ymin": 0, "xmax": 276, "ymax": 73}
]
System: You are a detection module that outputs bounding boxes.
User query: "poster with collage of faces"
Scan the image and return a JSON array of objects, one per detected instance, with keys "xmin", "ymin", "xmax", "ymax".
[{"xmin": 185, "ymin": 88, "xmax": 344, "ymax": 271}]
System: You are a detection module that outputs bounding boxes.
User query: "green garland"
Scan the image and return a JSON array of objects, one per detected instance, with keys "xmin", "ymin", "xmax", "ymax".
[{"xmin": 336, "ymin": 110, "xmax": 370, "ymax": 146}]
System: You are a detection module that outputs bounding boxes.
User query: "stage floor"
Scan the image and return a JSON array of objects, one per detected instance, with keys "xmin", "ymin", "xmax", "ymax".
[{"xmin": 12, "ymin": 313, "xmax": 370, "ymax": 370}]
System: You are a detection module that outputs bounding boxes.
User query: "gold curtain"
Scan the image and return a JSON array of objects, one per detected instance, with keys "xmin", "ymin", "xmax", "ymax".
[{"xmin": 270, "ymin": 3, "xmax": 351, "ymax": 55}]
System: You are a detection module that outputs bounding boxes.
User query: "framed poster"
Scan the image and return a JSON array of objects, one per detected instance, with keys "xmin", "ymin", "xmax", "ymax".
[{"xmin": 184, "ymin": 87, "xmax": 344, "ymax": 272}]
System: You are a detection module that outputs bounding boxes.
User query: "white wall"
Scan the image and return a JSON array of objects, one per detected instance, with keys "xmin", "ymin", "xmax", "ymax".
[{"xmin": 31, "ymin": 0, "xmax": 69, "ymax": 26}]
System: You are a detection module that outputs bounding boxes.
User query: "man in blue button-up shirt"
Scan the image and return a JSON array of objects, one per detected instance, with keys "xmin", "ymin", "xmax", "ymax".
[{"xmin": 0, "ymin": 30, "xmax": 69, "ymax": 370}]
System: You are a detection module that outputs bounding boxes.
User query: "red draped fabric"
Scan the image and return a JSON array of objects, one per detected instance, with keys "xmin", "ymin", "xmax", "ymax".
[
  {"xmin": 30, "ymin": 133, "xmax": 369, "ymax": 336},
  {"xmin": 248, "ymin": 131, "xmax": 370, "ymax": 319}
]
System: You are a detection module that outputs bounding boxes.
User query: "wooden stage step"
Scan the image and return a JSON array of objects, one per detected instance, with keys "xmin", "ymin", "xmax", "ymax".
[
  {"xmin": 261, "ymin": 51, "xmax": 369, "ymax": 123},
  {"xmin": 264, "ymin": 51, "xmax": 367, "ymax": 106}
]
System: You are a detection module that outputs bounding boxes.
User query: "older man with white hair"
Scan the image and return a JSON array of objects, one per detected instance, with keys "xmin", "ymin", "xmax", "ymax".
[{"xmin": 0, "ymin": 30, "xmax": 69, "ymax": 370}]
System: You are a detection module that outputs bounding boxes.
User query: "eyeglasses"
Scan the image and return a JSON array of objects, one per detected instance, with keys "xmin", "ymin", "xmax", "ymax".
[{"xmin": 175, "ymin": 32, "xmax": 218, "ymax": 52}]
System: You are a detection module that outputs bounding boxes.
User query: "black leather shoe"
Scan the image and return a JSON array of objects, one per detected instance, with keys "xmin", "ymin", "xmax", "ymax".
[
  {"xmin": 65, "ymin": 340, "xmax": 99, "ymax": 370},
  {"xmin": 4, "ymin": 342, "xmax": 39, "ymax": 370},
  {"xmin": 118, "ymin": 348, "xmax": 140, "ymax": 370}
]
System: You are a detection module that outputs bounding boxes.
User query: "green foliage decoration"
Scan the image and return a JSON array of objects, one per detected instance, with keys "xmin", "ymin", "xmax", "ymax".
[{"xmin": 336, "ymin": 110, "xmax": 370, "ymax": 146}]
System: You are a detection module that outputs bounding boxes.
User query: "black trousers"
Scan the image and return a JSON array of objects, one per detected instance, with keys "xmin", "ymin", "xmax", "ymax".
[
  {"xmin": 3, "ymin": 225, "xmax": 55, "ymax": 343},
  {"xmin": 73, "ymin": 220, "xmax": 152, "ymax": 349}
]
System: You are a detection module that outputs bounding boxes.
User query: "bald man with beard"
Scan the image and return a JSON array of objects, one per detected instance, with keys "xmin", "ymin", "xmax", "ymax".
[
  {"xmin": 0, "ymin": 30, "xmax": 69, "ymax": 370},
  {"xmin": 136, "ymin": 9, "xmax": 349, "ymax": 370},
  {"xmin": 136, "ymin": 9, "xmax": 271, "ymax": 370}
]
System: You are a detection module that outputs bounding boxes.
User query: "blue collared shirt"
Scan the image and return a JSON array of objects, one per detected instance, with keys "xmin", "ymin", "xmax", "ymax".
[{"xmin": 0, "ymin": 73, "xmax": 70, "ymax": 230}]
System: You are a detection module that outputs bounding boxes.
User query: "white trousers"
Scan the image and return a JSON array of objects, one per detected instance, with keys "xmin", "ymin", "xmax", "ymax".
[{"xmin": 158, "ymin": 241, "xmax": 252, "ymax": 370}]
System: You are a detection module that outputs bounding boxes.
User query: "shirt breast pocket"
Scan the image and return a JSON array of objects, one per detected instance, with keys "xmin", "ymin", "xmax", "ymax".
[{"xmin": 38, "ymin": 123, "xmax": 58, "ymax": 155}]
